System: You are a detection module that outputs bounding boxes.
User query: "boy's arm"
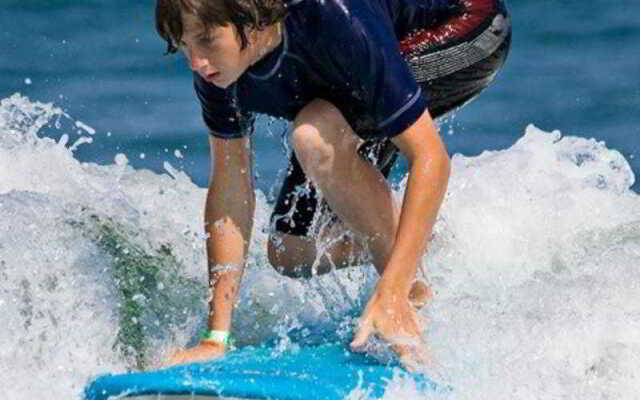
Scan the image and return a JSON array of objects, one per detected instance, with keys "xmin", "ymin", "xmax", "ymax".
[
  {"xmin": 351, "ymin": 108, "xmax": 450, "ymax": 368},
  {"xmin": 166, "ymin": 134, "xmax": 254, "ymax": 366},
  {"xmin": 205, "ymin": 134, "xmax": 255, "ymax": 332},
  {"xmin": 382, "ymin": 110, "xmax": 449, "ymax": 296}
]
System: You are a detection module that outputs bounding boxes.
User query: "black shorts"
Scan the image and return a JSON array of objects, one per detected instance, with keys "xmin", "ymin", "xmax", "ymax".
[{"xmin": 271, "ymin": 0, "xmax": 512, "ymax": 237}]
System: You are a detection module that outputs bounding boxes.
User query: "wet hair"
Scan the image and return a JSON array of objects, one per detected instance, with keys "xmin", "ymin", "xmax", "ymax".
[{"xmin": 155, "ymin": 0, "xmax": 288, "ymax": 54}]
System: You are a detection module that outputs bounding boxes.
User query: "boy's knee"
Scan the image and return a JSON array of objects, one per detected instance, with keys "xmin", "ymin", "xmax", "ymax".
[
  {"xmin": 294, "ymin": 99, "xmax": 345, "ymax": 130},
  {"xmin": 291, "ymin": 99, "xmax": 357, "ymax": 178},
  {"xmin": 267, "ymin": 235, "xmax": 304, "ymax": 278},
  {"xmin": 267, "ymin": 236, "xmax": 286, "ymax": 274}
]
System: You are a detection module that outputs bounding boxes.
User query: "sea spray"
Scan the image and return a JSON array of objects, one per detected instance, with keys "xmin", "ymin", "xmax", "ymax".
[
  {"xmin": 1, "ymin": 94, "xmax": 640, "ymax": 399},
  {"xmin": 86, "ymin": 215, "xmax": 205, "ymax": 370},
  {"xmin": 0, "ymin": 94, "xmax": 212, "ymax": 396},
  {"xmin": 418, "ymin": 126, "xmax": 640, "ymax": 400},
  {"xmin": 0, "ymin": 94, "xmax": 372, "ymax": 399}
]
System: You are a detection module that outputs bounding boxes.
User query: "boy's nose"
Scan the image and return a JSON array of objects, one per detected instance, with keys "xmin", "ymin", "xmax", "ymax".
[
  {"xmin": 187, "ymin": 47, "xmax": 208, "ymax": 72},
  {"xmin": 190, "ymin": 54, "xmax": 207, "ymax": 72}
]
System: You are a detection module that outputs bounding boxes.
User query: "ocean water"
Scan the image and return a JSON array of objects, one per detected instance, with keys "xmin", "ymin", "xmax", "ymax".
[{"xmin": 1, "ymin": 1, "xmax": 640, "ymax": 399}]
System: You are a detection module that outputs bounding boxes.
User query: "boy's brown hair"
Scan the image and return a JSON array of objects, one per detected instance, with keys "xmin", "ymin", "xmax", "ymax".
[{"xmin": 156, "ymin": 0, "xmax": 288, "ymax": 54}]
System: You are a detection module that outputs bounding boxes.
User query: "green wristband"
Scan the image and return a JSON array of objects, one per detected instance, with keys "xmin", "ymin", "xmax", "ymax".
[{"xmin": 201, "ymin": 330, "xmax": 233, "ymax": 348}]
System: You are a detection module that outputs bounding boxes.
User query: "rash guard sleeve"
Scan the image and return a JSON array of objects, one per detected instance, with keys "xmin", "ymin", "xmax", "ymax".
[{"xmin": 193, "ymin": 72, "xmax": 246, "ymax": 139}]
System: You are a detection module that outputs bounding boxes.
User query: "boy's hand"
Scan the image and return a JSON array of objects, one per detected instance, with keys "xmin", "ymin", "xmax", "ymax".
[
  {"xmin": 350, "ymin": 282, "xmax": 428, "ymax": 371},
  {"xmin": 164, "ymin": 341, "xmax": 226, "ymax": 367}
]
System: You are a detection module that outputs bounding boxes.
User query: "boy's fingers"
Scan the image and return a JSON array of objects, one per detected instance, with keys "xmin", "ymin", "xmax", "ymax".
[
  {"xmin": 350, "ymin": 319, "xmax": 373, "ymax": 350},
  {"xmin": 398, "ymin": 351, "xmax": 420, "ymax": 373},
  {"xmin": 392, "ymin": 333, "xmax": 429, "ymax": 371},
  {"xmin": 393, "ymin": 344, "xmax": 416, "ymax": 371}
]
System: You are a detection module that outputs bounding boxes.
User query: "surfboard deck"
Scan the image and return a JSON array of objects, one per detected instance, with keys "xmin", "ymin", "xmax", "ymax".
[{"xmin": 84, "ymin": 343, "xmax": 437, "ymax": 400}]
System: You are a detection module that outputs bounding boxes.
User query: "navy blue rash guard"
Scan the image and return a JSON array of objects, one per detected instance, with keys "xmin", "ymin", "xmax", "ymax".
[{"xmin": 194, "ymin": 0, "xmax": 462, "ymax": 141}]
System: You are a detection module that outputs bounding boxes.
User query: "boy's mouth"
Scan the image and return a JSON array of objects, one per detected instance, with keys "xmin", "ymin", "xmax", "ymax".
[{"xmin": 204, "ymin": 72, "xmax": 220, "ymax": 82}]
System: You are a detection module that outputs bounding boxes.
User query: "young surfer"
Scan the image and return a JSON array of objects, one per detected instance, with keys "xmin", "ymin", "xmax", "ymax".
[{"xmin": 156, "ymin": 0, "xmax": 511, "ymax": 367}]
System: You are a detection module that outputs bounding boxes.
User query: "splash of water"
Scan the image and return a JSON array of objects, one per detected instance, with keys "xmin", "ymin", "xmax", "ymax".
[{"xmin": 1, "ymin": 94, "xmax": 639, "ymax": 400}]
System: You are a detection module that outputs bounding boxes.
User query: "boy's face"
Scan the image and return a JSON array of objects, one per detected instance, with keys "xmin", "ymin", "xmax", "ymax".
[{"xmin": 180, "ymin": 12, "xmax": 253, "ymax": 88}]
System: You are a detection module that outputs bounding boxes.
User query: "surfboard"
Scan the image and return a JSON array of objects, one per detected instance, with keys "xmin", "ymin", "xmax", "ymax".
[{"xmin": 84, "ymin": 342, "xmax": 438, "ymax": 400}]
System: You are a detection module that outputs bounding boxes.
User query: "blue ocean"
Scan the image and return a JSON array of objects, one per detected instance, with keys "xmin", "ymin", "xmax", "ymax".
[{"xmin": 1, "ymin": 1, "xmax": 639, "ymax": 399}]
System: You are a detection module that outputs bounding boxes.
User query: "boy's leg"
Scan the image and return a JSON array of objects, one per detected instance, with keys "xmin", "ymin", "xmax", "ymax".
[
  {"xmin": 268, "ymin": 138, "xmax": 398, "ymax": 277},
  {"xmin": 288, "ymin": 103, "xmax": 397, "ymax": 275},
  {"xmin": 268, "ymin": 222, "xmax": 366, "ymax": 278},
  {"xmin": 268, "ymin": 99, "xmax": 430, "ymax": 303},
  {"xmin": 268, "ymin": 230, "xmax": 431, "ymax": 306}
]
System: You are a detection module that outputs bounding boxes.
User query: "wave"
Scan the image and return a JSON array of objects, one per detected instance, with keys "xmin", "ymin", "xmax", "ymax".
[{"xmin": 1, "ymin": 93, "xmax": 639, "ymax": 399}]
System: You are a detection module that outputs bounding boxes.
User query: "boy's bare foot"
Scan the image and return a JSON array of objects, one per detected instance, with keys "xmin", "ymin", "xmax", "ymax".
[{"xmin": 409, "ymin": 280, "xmax": 432, "ymax": 309}]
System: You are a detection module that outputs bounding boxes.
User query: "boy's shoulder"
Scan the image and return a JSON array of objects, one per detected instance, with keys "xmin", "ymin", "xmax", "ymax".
[
  {"xmin": 285, "ymin": 0, "xmax": 347, "ymax": 24},
  {"xmin": 285, "ymin": 0, "xmax": 376, "ymax": 24},
  {"xmin": 284, "ymin": 0, "xmax": 388, "ymax": 48}
]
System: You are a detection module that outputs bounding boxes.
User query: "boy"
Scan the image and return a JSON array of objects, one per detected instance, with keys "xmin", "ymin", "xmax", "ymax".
[{"xmin": 156, "ymin": 0, "xmax": 510, "ymax": 367}]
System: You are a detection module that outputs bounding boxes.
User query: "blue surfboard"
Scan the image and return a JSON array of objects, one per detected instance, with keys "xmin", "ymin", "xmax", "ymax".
[{"xmin": 84, "ymin": 343, "xmax": 438, "ymax": 399}]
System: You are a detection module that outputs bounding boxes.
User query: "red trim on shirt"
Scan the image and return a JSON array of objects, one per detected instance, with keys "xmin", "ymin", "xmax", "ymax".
[{"xmin": 399, "ymin": 0, "xmax": 497, "ymax": 56}]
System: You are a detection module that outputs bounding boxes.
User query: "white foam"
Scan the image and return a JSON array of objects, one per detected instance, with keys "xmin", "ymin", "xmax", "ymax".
[
  {"xmin": 1, "ymin": 94, "xmax": 639, "ymax": 400},
  {"xmin": 75, "ymin": 120, "xmax": 96, "ymax": 135},
  {"xmin": 409, "ymin": 125, "xmax": 640, "ymax": 400}
]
